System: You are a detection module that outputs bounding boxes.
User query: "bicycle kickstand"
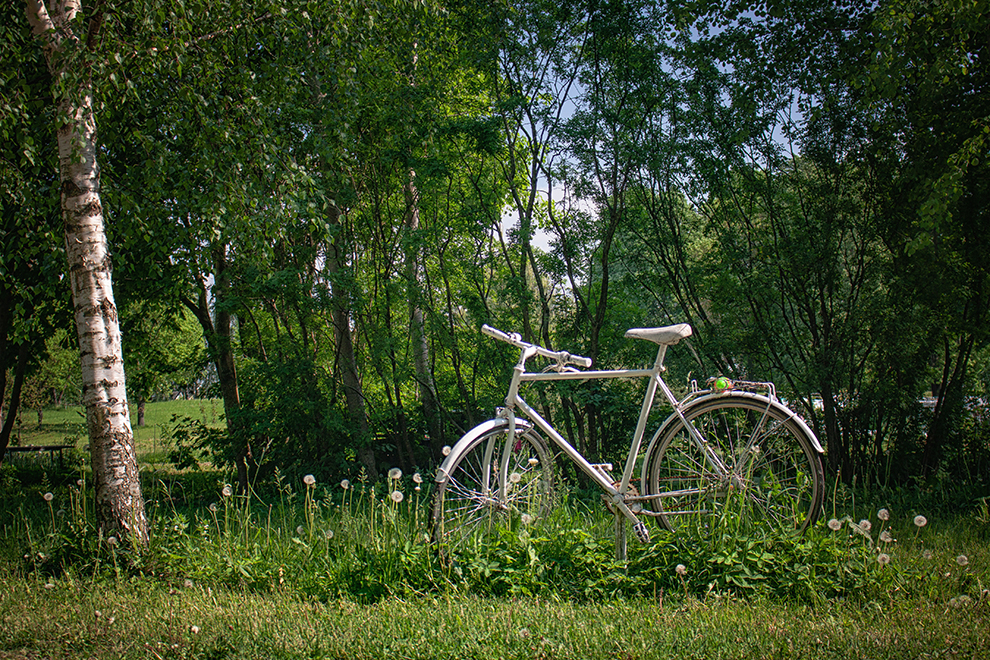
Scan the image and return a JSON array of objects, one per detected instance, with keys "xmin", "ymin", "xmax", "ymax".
[
  {"xmin": 614, "ymin": 509, "xmax": 626, "ymax": 561},
  {"xmin": 612, "ymin": 501, "xmax": 650, "ymax": 561}
]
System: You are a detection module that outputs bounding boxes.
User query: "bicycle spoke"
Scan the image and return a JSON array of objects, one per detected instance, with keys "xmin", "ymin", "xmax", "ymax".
[
  {"xmin": 432, "ymin": 426, "xmax": 554, "ymax": 554},
  {"xmin": 647, "ymin": 395, "xmax": 823, "ymax": 533}
]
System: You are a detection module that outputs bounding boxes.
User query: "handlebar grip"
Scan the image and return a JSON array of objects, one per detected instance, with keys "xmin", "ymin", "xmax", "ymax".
[
  {"xmin": 481, "ymin": 324, "xmax": 524, "ymax": 345},
  {"xmin": 481, "ymin": 324, "xmax": 507, "ymax": 341},
  {"xmin": 569, "ymin": 354, "xmax": 593, "ymax": 368}
]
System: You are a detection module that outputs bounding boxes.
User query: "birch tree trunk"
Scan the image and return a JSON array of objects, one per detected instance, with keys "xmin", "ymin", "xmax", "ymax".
[
  {"xmin": 402, "ymin": 40, "xmax": 442, "ymax": 454},
  {"xmin": 26, "ymin": 0, "xmax": 149, "ymax": 542},
  {"xmin": 404, "ymin": 174, "xmax": 443, "ymax": 454}
]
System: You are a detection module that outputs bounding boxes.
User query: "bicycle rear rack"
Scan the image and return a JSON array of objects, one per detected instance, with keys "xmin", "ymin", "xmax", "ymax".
[{"xmin": 701, "ymin": 377, "xmax": 777, "ymax": 400}]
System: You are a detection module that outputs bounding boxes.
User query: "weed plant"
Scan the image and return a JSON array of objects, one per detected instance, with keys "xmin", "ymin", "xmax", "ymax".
[{"xmin": 2, "ymin": 467, "xmax": 986, "ymax": 609}]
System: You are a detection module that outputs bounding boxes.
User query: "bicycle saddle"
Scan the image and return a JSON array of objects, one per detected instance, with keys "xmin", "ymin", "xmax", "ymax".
[{"xmin": 624, "ymin": 323, "xmax": 692, "ymax": 345}]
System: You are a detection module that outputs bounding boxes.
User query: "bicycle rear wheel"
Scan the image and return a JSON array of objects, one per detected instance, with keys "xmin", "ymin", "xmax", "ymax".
[
  {"xmin": 644, "ymin": 395, "xmax": 824, "ymax": 533},
  {"xmin": 431, "ymin": 422, "xmax": 555, "ymax": 554}
]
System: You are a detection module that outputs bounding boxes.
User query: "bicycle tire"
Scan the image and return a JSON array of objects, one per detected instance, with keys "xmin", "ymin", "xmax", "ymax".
[
  {"xmin": 644, "ymin": 394, "xmax": 824, "ymax": 533},
  {"xmin": 431, "ymin": 422, "xmax": 555, "ymax": 553}
]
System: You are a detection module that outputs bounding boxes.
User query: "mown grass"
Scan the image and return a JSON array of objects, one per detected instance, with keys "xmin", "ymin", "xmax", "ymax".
[
  {"xmin": 2, "ymin": 401, "xmax": 989, "ymax": 658},
  {"xmin": 1, "ymin": 581, "xmax": 987, "ymax": 659},
  {"xmin": 7, "ymin": 399, "xmax": 223, "ymax": 463}
]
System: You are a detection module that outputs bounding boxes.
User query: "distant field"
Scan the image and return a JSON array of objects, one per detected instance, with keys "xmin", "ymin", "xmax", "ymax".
[{"xmin": 6, "ymin": 399, "xmax": 225, "ymax": 464}]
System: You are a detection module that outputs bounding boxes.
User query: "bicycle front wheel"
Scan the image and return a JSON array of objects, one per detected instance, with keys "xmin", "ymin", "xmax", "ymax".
[
  {"xmin": 644, "ymin": 395, "xmax": 824, "ymax": 533},
  {"xmin": 431, "ymin": 423, "xmax": 555, "ymax": 553}
]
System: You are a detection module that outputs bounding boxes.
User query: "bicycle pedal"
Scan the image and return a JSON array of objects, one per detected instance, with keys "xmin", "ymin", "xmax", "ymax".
[{"xmin": 633, "ymin": 521, "xmax": 651, "ymax": 544}]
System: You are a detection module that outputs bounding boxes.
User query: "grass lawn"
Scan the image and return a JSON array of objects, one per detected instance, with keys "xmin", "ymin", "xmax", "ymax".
[
  {"xmin": 2, "ymin": 400, "xmax": 988, "ymax": 659},
  {"xmin": 6, "ymin": 399, "xmax": 224, "ymax": 464},
  {"xmin": 1, "ymin": 579, "xmax": 987, "ymax": 659}
]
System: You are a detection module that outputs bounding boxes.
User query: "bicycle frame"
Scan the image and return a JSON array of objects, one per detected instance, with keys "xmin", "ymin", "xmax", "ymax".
[{"xmin": 485, "ymin": 330, "xmax": 739, "ymax": 539}]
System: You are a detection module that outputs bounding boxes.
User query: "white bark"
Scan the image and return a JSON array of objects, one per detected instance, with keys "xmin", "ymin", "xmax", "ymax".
[{"xmin": 26, "ymin": 0, "xmax": 148, "ymax": 542}]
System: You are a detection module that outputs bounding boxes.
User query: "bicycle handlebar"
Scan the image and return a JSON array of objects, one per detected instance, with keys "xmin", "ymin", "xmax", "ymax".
[{"xmin": 481, "ymin": 324, "xmax": 593, "ymax": 368}]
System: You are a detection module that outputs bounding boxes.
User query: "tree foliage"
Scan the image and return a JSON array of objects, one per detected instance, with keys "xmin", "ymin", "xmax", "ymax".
[{"xmin": 5, "ymin": 0, "xmax": 988, "ymax": 494}]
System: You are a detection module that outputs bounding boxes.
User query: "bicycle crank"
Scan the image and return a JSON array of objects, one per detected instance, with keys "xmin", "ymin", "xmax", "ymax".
[{"xmin": 603, "ymin": 482, "xmax": 644, "ymax": 514}]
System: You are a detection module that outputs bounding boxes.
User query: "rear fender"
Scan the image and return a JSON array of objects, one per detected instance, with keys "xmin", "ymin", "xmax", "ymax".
[{"xmin": 639, "ymin": 391, "xmax": 825, "ymax": 486}]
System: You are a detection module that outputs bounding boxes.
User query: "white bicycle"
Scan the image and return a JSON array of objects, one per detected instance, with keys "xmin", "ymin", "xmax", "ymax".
[{"xmin": 431, "ymin": 324, "xmax": 825, "ymax": 558}]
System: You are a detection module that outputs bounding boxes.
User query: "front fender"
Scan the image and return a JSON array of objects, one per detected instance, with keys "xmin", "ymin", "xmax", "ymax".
[{"xmin": 434, "ymin": 417, "xmax": 534, "ymax": 484}]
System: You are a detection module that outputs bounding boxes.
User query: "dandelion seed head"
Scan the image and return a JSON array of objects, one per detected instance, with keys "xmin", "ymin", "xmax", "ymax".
[
  {"xmin": 914, "ymin": 515, "xmax": 928, "ymax": 528},
  {"xmin": 388, "ymin": 467, "xmax": 402, "ymax": 480},
  {"xmin": 412, "ymin": 472, "xmax": 423, "ymax": 484},
  {"xmin": 326, "ymin": 530, "xmax": 334, "ymax": 540},
  {"xmin": 878, "ymin": 508, "xmax": 890, "ymax": 521},
  {"xmin": 296, "ymin": 525, "xmax": 305, "ymax": 536},
  {"xmin": 880, "ymin": 530, "xmax": 893, "ymax": 543},
  {"xmin": 221, "ymin": 485, "xmax": 233, "ymax": 497},
  {"xmin": 191, "ymin": 625, "xmax": 201, "ymax": 634},
  {"xmin": 43, "ymin": 492, "xmax": 53, "ymax": 502},
  {"xmin": 340, "ymin": 479, "xmax": 351, "ymax": 490},
  {"xmin": 827, "ymin": 518, "xmax": 842, "ymax": 531},
  {"xmin": 877, "ymin": 553, "xmax": 891, "ymax": 566},
  {"xmin": 76, "ymin": 479, "xmax": 84, "ymax": 487},
  {"xmin": 956, "ymin": 555, "xmax": 969, "ymax": 566},
  {"xmin": 675, "ymin": 564, "xmax": 687, "ymax": 577},
  {"xmin": 923, "ymin": 549, "xmax": 933, "ymax": 560},
  {"xmin": 208, "ymin": 502, "xmax": 218, "ymax": 513},
  {"xmin": 521, "ymin": 513, "xmax": 534, "ymax": 525},
  {"xmin": 442, "ymin": 445, "xmax": 451, "ymax": 456},
  {"xmin": 390, "ymin": 490, "xmax": 404, "ymax": 503},
  {"xmin": 519, "ymin": 628, "xmax": 530, "ymax": 638},
  {"xmin": 107, "ymin": 536, "xmax": 118, "ymax": 546},
  {"xmin": 509, "ymin": 472, "xmax": 522, "ymax": 484},
  {"xmin": 303, "ymin": 474, "xmax": 316, "ymax": 486},
  {"xmin": 858, "ymin": 519, "xmax": 872, "ymax": 533},
  {"xmin": 184, "ymin": 579, "xmax": 194, "ymax": 589}
]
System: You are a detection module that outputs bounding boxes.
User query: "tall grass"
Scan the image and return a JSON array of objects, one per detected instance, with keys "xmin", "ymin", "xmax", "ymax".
[{"xmin": 3, "ymin": 466, "xmax": 986, "ymax": 607}]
